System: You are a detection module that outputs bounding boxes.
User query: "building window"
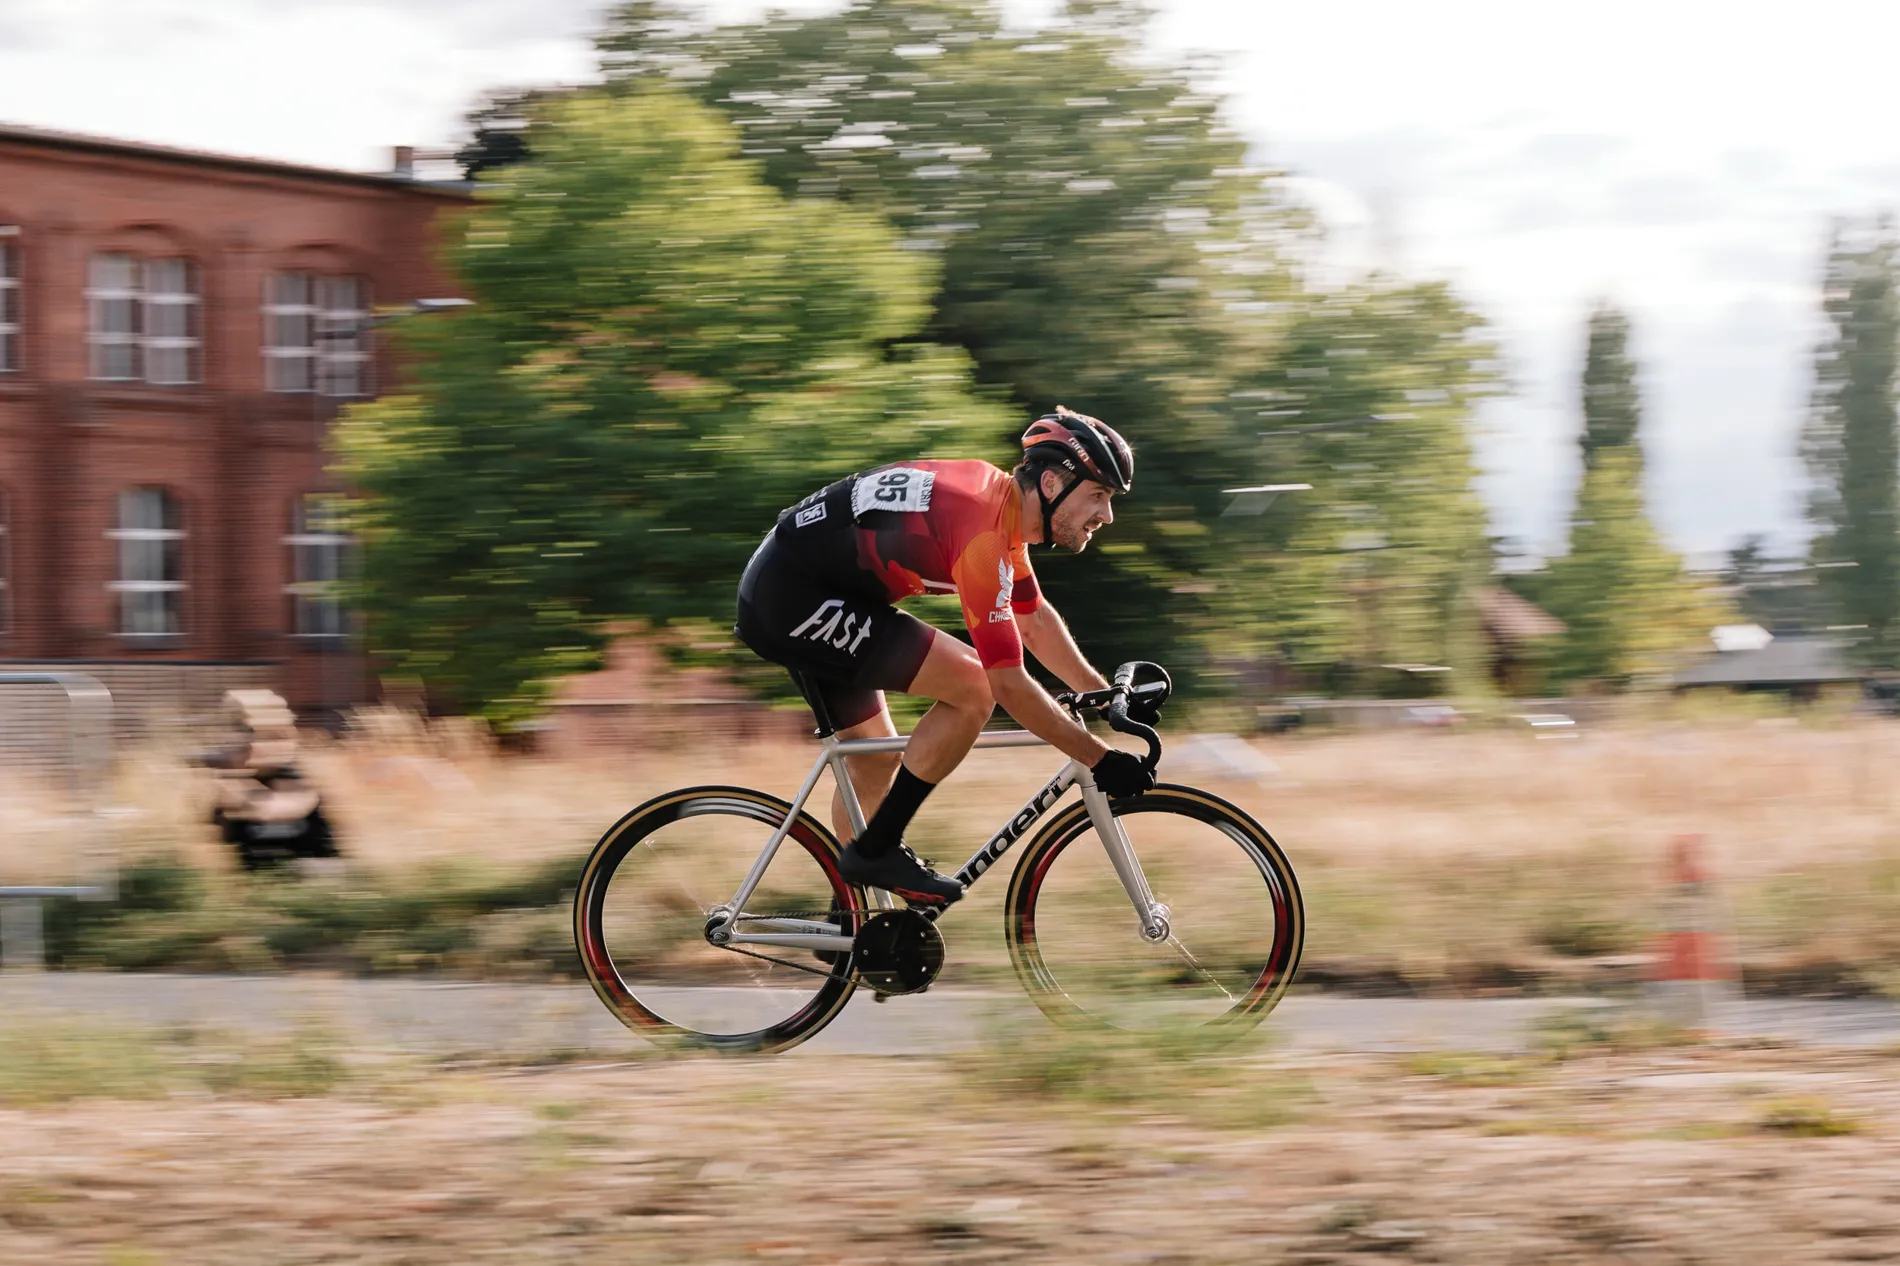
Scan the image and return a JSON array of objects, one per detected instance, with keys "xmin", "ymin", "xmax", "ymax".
[
  {"xmin": 265, "ymin": 272, "xmax": 370, "ymax": 396},
  {"xmin": 0, "ymin": 230, "xmax": 18, "ymax": 374},
  {"xmin": 108, "ymin": 488, "xmax": 184, "ymax": 637},
  {"xmin": 87, "ymin": 253, "xmax": 200, "ymax": 385},
  {"xmin": 286, "ymin": 493, "xmax": 348, "ymax": 638}
]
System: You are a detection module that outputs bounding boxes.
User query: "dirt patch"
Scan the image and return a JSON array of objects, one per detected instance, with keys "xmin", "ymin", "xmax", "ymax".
[{"xmin": 3, "ymin": 1040, "xmax": 1898, "ymax": 1263}]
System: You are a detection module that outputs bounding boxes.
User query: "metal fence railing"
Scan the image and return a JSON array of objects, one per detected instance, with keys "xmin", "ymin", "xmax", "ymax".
[{"xmin": 0, "ymin": 673, "xmax": 115, "ymax": 970}]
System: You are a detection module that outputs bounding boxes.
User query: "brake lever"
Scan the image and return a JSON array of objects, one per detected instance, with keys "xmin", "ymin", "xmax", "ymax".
[{"xmin": 1103, "ymin": 662, "xmax": 1163, "ymax": 775}]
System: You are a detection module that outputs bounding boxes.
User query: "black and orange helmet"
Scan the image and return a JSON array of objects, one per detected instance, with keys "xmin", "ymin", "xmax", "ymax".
[{"xmin": 1020, "ymin": 406, "xmax": 1134, "ymax": 494}]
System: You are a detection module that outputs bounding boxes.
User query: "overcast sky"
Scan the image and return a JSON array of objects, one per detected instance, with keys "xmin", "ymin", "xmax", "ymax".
[{"xmin": 6, "ymin": 0, "xmax": 1895, "ymax": 564}]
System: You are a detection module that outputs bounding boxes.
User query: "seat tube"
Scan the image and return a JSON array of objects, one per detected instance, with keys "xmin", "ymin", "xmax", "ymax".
[
  {"xmin": 1078, "ymin": 766, "xmax": 1166, "ymax": 939},
  {"xmin": 830, "ymin": 749, "xmax": 870, "ymax": 841},
  {"xmin": 727, "ymin": 745, "xmax": 832, "ymax": 914},
  {"xmin": 829, "ymin": 746, "xmax": 897, "ymax": 911}
]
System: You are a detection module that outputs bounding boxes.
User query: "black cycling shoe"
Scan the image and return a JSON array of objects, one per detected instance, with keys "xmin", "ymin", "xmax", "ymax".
[{"xmin": 837, "ymin": 841, "xmax": 965, "ymax": 906}]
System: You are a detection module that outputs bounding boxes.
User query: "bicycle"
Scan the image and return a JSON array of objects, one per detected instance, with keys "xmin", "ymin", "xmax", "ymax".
[{"xmin": 574, "ymin": 661, "xmax": 1303, "ymax": 1053}]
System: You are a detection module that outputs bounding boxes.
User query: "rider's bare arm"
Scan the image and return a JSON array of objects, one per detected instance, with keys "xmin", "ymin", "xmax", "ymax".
[
  {"xmin": 986, "ymin": 663, "xmax": 1112, "ymax": 767},
  {"xmin": 1017, "ymin": 601, "xmax": 1110, "ymax": 695}
]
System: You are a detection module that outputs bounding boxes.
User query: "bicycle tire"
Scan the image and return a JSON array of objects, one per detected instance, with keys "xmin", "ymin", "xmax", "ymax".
[
  {"xmin": 1005, "ymin": 783, "xmax": 1303, "ymax": 1035},
  {"xmin": 575, "ymin": 785, "xmax": 865, "ymax": 1053}
]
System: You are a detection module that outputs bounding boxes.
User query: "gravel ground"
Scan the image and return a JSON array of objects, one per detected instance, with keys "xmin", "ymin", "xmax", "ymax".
[{"xmin": 4, "ymin": 1037, "xmax": 1900, "ymax": 1264}]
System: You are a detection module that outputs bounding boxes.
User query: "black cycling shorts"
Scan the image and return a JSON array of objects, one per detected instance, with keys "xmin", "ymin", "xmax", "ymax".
[{"xmin": 734, "ymin": 535, "xmax": 937, "ymax": 731}]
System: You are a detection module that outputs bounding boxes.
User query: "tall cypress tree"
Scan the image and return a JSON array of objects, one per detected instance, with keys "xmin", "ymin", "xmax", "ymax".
[
  {"xmin": 1547, "ymin": 302, "xmax": 1711, "ymax": 685},
  {"xmin": 1803, "ymin": 217, "xmax": 1900, "ymax": 657},
  {"xmin": 1580, "ymin": 303, "xmax": 1642, "ymax": 470}
]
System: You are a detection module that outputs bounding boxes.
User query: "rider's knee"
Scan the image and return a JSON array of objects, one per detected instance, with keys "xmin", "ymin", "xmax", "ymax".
[{"xmin": 941, "ymin": 663, "xmax": 993, "ymax": 715}]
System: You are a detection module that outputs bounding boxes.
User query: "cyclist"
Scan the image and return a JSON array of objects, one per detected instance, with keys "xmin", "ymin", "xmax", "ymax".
[{"xmin": 735, "ymin": 406, "xmax": 1156, "ymax": 906}]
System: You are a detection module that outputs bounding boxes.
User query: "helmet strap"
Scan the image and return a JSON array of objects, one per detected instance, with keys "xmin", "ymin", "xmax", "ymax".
[{"xmin": 1037, "ymin": 465, "xmax": 1084, "ymax": 550}]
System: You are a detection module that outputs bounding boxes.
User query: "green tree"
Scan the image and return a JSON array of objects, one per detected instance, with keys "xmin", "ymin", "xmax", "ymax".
[
  {"xmin": 581, "ymin": 0, "xmax": 1499, "ymax": 690},
  {"xmin": 337, "ymin": 88, "xmax": 1009, "ymax": 726},
  {"xmin": 437, "ymin": 0, "xmax": 1500, "ymax": 701},
  {"xmin": 1580, "ymin": 302, "xmax": 1641, "ymax": 469},
  {"xmin": 589, "ymin": 0, "xmax": 1279, "ymax": 682},
  {"xmin": 1204, "ymin": 281, "xmax": 1498, "ymax": 695},
  {"xmin": 1722, "ymin": 533, "xmax": 1825, "ymax": 633},
  {"xmin": 1545, "ymin": 450, "xmax": 1710, "ymax": 683},
  {"xmin": 1545, "ymin": 306, "xmax": 1714, "ymax": 686},
  {"xmin": 1803, "ymin": 217, "xmax": 1900, "ymax": 658}
]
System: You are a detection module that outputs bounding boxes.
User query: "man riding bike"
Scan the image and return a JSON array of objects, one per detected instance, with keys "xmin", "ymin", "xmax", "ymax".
[{"xmin": 734, "ymin": 406, "xmax": 1155, "ymax": 906}]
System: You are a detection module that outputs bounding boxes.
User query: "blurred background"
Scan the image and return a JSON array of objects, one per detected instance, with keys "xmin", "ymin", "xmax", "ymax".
[
  {"xmin": 6, "ymin": 0, "xmax": 1900, "ymax": 985},
  {"xmin": 4, "ymin": 0, "xmax": 1900, "ymax": 1009},
  {"xmin": 10, "ymin": 2, "xmax": 1900, "ymax": 1259}
]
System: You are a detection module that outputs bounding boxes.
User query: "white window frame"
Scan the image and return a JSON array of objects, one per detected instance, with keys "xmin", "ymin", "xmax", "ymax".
[
  {"xmin": 265, "ymin": 271, "xmax": 371, "ymax": 397},
  {"xmin": 0, "ymin": 226, "xmax": 19, "ymax": 375},
  {"xmin": 107, "ymin": 488, "xmax": 186, "ymax": 638},
  {"xmin": 263, "ymin": 272, "xmax": 316, "ymax": 392},
  {"xmin": 87, "ymin": 253, "xmax": 200, "ymax": 385},
  {"xmin": 284, "ymin": 493, "xmax": 350, "ymax": 638},
  {"xmin": 317, "ymin": 275, "xmax": 370, "ymax": 398},
  {"xmin": 87, "ymin": 253, "xmax": 141, "ymax": 382},
  {"xmin": 140, "ymin": 258, "xmax": 200, "ymax": 386}
]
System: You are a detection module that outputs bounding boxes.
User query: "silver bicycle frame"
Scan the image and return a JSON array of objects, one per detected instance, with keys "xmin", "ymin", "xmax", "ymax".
[{"xmin": 716, "ymin": 728, "xmax": 1167, "ymax": 953}]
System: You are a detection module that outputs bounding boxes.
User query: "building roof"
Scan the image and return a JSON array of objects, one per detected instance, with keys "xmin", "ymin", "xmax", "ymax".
[
  {"xmin": 1476, "ymin": 586, "xmax": 1566, "ymax": 645},
  {"xmin": 1672, "ymin": 635, "xmax": 1860, "ymax": 687},
  {"xmin": 0, "ymin": 121, "xmax": 473, "ymax": 199}
]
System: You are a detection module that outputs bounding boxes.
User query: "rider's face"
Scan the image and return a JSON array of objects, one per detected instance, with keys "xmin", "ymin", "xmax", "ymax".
[{"xmin": 1044, "ymin": 473, "xmax": 1117, "ymax": 552}]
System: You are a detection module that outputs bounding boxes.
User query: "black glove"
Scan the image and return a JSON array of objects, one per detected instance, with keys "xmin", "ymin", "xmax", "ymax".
[{"xmin": 1091, "ymin": 748, "xmax": 1155, "ymax": 799}]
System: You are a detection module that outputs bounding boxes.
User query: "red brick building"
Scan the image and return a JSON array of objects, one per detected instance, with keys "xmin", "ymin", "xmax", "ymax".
[{"xmin": 0, "ymin": 123, "xmax": 469, "ymax": 721}]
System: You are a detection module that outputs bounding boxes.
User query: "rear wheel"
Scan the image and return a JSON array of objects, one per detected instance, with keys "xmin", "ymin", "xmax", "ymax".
[
  {"xmin": 1006, "ymin": 785, "xmax": 1302, "ymax": 1035},
  {"xmin": 575, "ymin": 786, "xmax": 865, "ymax": 1053}
]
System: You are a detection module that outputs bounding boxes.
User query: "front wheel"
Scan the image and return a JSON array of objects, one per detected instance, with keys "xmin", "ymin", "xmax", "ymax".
[
  {"xmin": 1006, "ymin": 784, "xmax": 1303, "ymax": 1035},
  {"xmin": 575, "ymin": 786, "xmax": 865, "ymax": 1053}
]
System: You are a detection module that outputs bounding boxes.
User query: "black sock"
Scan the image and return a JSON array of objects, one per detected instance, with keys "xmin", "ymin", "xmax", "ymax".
[{"xmin": 852, "ymin": 764, "xmax": 937, "ymax": 858}]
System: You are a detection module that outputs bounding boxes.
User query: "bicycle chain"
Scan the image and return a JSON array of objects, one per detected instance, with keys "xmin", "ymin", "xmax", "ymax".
[
  {"xmin": 718, "ymin": 906, "xmax": 933, "ymax": 982},
  {"xmin": 712, "ymin": 940, "xmax": 844, "ymax": 981},
  {"xmin": 714, "ymin": 909, "xmax": 860, "ymax": 981}
]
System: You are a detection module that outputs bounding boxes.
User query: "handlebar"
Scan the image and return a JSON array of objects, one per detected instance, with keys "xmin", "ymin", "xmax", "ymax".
[{"xmin": 1054, "ymin": 661, "xmax": 1172, "ymax": 775}]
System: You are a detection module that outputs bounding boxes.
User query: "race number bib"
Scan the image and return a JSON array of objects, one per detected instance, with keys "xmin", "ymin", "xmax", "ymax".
[{"xmin": 852, "ymin": 467, "xmax": 936, "ymax": 517}]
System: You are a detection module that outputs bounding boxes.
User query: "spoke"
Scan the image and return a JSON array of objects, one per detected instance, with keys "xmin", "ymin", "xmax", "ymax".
[{"xmin": 1166, "ymin": 934, "xmax": 1238, "ymax": 1004}]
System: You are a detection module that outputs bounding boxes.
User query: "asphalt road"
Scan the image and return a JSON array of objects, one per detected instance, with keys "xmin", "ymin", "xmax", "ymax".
[{"xmin": 5, "ymin": 973, "xmax": 1898, "ymax": 1056}]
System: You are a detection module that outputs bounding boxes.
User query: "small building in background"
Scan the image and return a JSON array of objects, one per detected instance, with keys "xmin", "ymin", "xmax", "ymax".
[
  {"xmin": 1475, "ymin": 585, "xmax": 1566, "ymax": 695},
  {"xmin": 1671, "ymin": 627, "xmax": 1860, "ymax": 701},
  {"xmin": 0, "ymin": 123, "xmax": 470, "ymax": 731}
]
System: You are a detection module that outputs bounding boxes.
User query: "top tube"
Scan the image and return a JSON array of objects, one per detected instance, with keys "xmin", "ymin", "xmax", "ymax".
[{"xmin": 829, "ymin": 729, "xmax": 1051, "ymax": 755}]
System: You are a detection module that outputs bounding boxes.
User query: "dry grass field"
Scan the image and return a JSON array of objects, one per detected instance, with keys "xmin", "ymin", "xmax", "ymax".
[
  {"xmin": 5, "ymin": 706, "xmax": 1900, "ymax": 991},
  {"xmin": 3, "ymin": 1011, "xmax": 1900, "ymax": 1264}
]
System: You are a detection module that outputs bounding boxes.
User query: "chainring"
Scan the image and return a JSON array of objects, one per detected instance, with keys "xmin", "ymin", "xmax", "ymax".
[{"xmin": 852, "ymin": 908, "xmax": 945, "ymax": 995}]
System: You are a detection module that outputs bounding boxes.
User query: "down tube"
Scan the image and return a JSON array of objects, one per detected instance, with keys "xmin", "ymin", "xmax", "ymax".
[{"xmin": 947, "ymin": 762, "xmax": 1083, "ymax": 893}]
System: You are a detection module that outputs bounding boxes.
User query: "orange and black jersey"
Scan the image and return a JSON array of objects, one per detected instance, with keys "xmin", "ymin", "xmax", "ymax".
[{"xmin": 771, "ymin": 460, "xmax": 1042, "ymax": 668}]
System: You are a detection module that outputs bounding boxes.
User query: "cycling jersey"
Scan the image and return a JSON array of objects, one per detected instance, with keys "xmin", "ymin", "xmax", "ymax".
[{"xmin": 770, "ymin": 460, "xmax": 1043, "ymax": 668}]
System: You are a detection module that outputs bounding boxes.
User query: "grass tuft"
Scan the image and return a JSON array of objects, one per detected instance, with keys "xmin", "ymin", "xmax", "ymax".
[
  {"xmin": 954, "ymin": 1019, "xmax": 1309, "ymax": 1130},
  {"xmin": 1756, "ymin": 1096, "xmax": 1864, "ymax": 1137},
  {"xmin": 1532, "ymin": 1005, "xmax": 1697, "ymax": 1062},
  {"xmin": 0, "ymin": 1013, "xmax": 352, "ymax": 1105}
]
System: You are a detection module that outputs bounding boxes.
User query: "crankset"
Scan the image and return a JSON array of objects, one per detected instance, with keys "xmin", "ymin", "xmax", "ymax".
[{"xmin": 853, "ymin": 908, "xmax": 945, "ymax": 997}]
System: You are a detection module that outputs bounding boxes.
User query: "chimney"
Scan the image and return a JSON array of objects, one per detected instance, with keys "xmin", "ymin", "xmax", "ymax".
[{"xmin": 392, "ymin": 146, "xmax": 415, "ymax": 179}]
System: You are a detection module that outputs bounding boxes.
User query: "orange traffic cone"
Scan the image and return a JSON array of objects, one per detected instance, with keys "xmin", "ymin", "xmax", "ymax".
[{"xmin": 1647, "ymin": 833, "xmax": 1738, "ymax": 1029}]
